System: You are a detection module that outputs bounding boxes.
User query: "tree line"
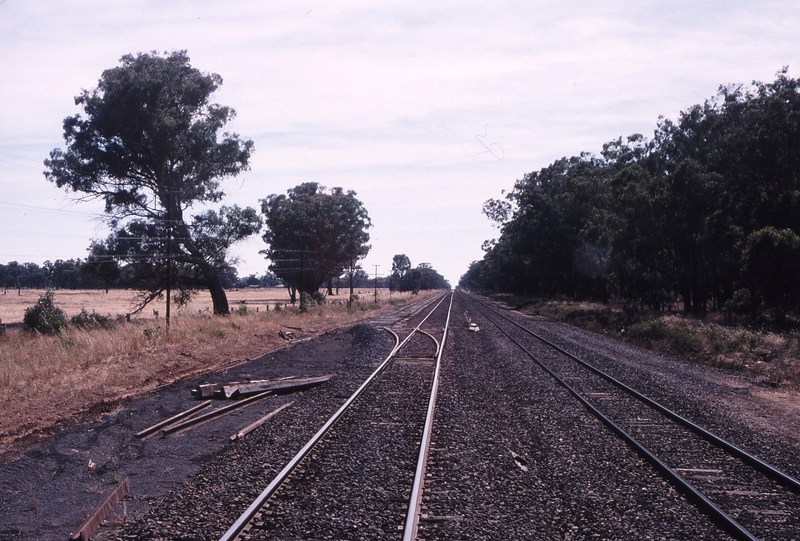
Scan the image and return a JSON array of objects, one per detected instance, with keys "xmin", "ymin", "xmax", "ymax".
[
  {"xmin": 390, "ymin": 254, "xmax": 450, "ymax": 292},
  {"xmin": 460, "ymin": 69, "xmax": 800, "ymax": 323},
  {"xmin": 1, "ymin": 260, "xmax": 102, "ymax": 290},
  {"xmin": 0, "ymin": 258, "xmax": 284, "ymax": 292}
]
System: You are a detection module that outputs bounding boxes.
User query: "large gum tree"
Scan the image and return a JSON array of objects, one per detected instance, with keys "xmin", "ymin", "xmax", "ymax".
[
  {"xmin": 44, "ymin": 51, "xmax": 259, "ymax": 315},
  {"xmin": 261, "ymin": 182, "xmax": 371, "ymax": 303}
]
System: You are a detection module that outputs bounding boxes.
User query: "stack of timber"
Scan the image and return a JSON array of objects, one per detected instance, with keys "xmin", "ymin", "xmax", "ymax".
[{"xmin": 191, "ymin": 374, "xmax": 332, "ymax": 399}]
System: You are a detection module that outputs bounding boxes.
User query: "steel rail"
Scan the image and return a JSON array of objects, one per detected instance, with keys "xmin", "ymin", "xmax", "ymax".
[
  {"xmin": 218, "ymin": 291, "xmax": 450, "ymax": 541},
  {"xmin": 135, "ymin": 401, "xmax": 211, "ymax": 439},
  {"xmin": 473, "ymin": 296, "xmax": 800, "ymax": 495},
  {"xmin": 382, "ymin": 326, "xmax": 401, "ymax": 351},
  {"xmin": 471, "ymin": 298, "xmax": 759, "ymax": 541},
  {"xmin": 160, "ymin": 391, "xmax": 273, "ymax": 437},
  {"xmin": 416, "ymin": 329, "xmax": 441, "ymax": 357},
  {"xmin": 403, "ymin": 290, "xmax": 454, "ymax": 541}
]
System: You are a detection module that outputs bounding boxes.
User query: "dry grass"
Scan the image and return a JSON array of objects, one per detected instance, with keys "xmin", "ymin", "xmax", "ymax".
[
  {"xmin": 518, "ymin": 298, "xmax": 800, "ymax": 389},
  {"xmin": 0, "ymin": 287, "xmax": 433, "ymax": 456},
  {"xmin": 0, "ymin": 287, "xmax": 298, "ymax": 324}
]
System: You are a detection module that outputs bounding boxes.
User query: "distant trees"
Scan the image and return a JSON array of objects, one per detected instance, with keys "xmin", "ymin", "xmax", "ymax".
[
  {"xmin": 390, "ymin": 254, "xmax": 412, "ymax": 291},
  {"xmin": 391, "ymin": 255, "xmax": 450, "ymax": 292},
  {"xmin": 43, "ymin": 51, "xmax": 258, "ymax": 315},
  {"xmin": 0, "ymin": 260, "xmax": 102, "ymax": 291},
  {"xmin": 260, "ymin": 183, "xmax": 371, "ymax": 303},
  {"xmin": 236, "ymin": 271, "xmax": 282, "ymax": 288},
  {"xmin": 461, "ymin": 69, "xmax": 800, "ymax": 322}
]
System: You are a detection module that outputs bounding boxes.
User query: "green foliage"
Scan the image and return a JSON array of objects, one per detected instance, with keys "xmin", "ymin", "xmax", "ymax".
[
  {"xmin": 44, "ymin": 51, "xmax": 258, "ymax": 316},
  {"xmin": 23, "ymin": 291, "xmax": 69, "ymax": 335},
  {"xmin": 261, "ymin": 182, "xmax": 371, "ymax": 295},
  {"xmin": 391, "ymin": 256, "xmax": 449, "ymax": 292},
  {"xmin": 0, "ymin": 260, "xmax": 104, "ymax": 289},
  {"xmin": 70, "ymin": 309, "xmax": 114, "ymax": 330},
  {"xmin": 742, "ymin": 227, "xmax": 800, "ymax": 322},
  {"xmin": 463, "ymin": 69, "xmax": 800, "ymax": 321},
  {"xmin": 237, "ymin": 303, "xmax": 248, "ymax": 316},
  {"xmin": 626, "ymin": 321, "xmax": 667, "ymax": 342},
  {"xmin": 624, "ymin": 320, "xmax": 699, "ymax": 354}
]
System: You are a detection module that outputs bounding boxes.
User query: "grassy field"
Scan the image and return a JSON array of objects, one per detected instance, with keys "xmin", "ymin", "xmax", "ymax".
[
  {"xmin": 0, "ymin": 286, "xmax": 390, "ymax": 325},
  {"xmin": 0, "ymin": 286, "xmax": 429, "ymax": 457},
  {"xmin": 0, "ymin": 287, "xmax": 290, "ymax": 325}
]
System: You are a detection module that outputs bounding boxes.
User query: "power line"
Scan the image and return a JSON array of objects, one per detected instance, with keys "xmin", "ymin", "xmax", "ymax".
[
  {"xmin": 0, "ymin": 228, "xmax": 94, "ymax": 239},
  {"xmin": 0, "ymin": 158, "xmax": 43, "ymax": 171},
  {"xmin": 0, "ymin": 200, "xmax": 101, "ymax": 217},
  {"xmin": 0, "ymin": 151, "xmax": 43, "ymax": 163}
]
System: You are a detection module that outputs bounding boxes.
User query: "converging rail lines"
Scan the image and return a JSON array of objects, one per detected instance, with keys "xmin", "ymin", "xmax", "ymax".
[{"xmin": 219, "ymin": 291, "xmax": 454, "ymax": 541}]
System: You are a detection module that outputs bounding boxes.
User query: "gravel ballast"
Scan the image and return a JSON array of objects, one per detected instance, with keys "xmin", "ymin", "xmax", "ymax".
[{"xmin": 1, "ymin": 292, "xmax": 798, "ymax": 540}]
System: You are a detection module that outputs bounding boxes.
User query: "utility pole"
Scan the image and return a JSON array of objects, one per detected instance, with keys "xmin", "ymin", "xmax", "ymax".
[
  {"xmin": 300, "ymin": 236, "xmax": 306, "ymax": 309},
  {"xmin": 295, "ymin": 232, "xmax": 313, "ymax": 310},
  {"xmin": 373, "ymin": 264, "xmax": 380, "ymax": 304},
  {"xmin": 165, "ymin": 194, "xmax": 170, "ymax": 329}
]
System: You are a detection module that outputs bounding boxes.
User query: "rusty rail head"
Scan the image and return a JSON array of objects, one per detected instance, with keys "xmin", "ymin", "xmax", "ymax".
[{"xmin": 70, "ymin": 478, "xmax": 130, "ymax": 541}]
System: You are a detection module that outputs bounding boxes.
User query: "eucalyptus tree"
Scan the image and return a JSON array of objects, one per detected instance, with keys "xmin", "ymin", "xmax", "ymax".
[
  {"xmin": 44, "ymin": 51, "xmax": 259, "ymax": 314},
  {"xmin": 261, "ymin": 183, "xmax": 371, "ymax": 301}
]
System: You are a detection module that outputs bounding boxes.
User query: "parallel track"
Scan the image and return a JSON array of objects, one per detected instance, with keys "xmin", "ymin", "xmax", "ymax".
[{"xmin": 468, "ymin": 292, "xmax": 800, "ymax": 541}]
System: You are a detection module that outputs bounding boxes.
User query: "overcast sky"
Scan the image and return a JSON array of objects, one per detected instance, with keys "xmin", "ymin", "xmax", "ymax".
[{"xmin": 2, "ymin": 1, "xmax": 800, "ymax": 285}]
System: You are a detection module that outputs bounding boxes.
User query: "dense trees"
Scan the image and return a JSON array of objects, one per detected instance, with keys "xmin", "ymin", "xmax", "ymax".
[
  {"xmin": 461, "ymin": 69, "xmax": 800, "ymax": 322},
  {"xmin": 390, "ymin": 255, "xmax": 450, "ymax": 291},
  {"xmin": 44, "ymin": 51, "xmax": 258, "ymax": 314},
  {"xmin": 260, "ymin": 183, "xmax": 372, "ymax": 303}
]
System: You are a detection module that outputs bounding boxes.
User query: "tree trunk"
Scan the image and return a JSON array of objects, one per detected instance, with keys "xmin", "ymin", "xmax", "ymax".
[
  {"xmin": 207, "ymin": 273, "xmax": 230, "ymax": 315},
  {"xmin": 174, "ymin": 220, "xmax": 230, "ymax": 315},
  {"xmin": 349, "ymin": 271, "xmax": 355, "ymax": 308}
]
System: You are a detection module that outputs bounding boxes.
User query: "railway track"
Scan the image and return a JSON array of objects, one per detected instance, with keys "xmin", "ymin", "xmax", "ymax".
[
  {"xmin": 467, "ymin": 292, "xmax": 800, "ymax": 541},
  {"xmin": 218, "ymin": 291, "xmax": 454, "ymax": 541}
]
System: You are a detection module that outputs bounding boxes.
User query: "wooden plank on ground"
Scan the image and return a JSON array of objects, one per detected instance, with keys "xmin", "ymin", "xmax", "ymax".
[
  {"xmin": 222, "ymin": 374, "xmax": 332, "ymax": 398},
  {"xmin": 191, "ymin": 375, "xmax": 330, "ymax": 399}
]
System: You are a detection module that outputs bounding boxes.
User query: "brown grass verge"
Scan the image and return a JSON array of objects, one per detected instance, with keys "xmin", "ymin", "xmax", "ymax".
[
  {"xmin": 512, "ymin": 298, "xmax": 800, "ymax": 390},
  {"xmin": 0, "ymin": 288, "xmax": 435, "ymax": 459}
]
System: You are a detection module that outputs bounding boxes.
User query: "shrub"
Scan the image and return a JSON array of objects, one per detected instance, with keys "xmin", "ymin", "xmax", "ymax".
[
  {"xmin": 626, "ymin": 321, "xmax": 666, "ymax": 342},
  {"xmin": 23, "ymin": 291, "xmax": 69, "ymax": 335},
  {"xmin": 665, "ymin": 326, "xmax": 702, "ymax": 354},
  {"xmin": 237, "ymin": 303, "xmax": 248, "ymax": 316},
  {"xmin": 143, "ymin": 326, "xmax": 163, "ymax": 338},
  {"xmin": 71, "ymin": 309, "xmax": 114, "ymax": 330}
]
